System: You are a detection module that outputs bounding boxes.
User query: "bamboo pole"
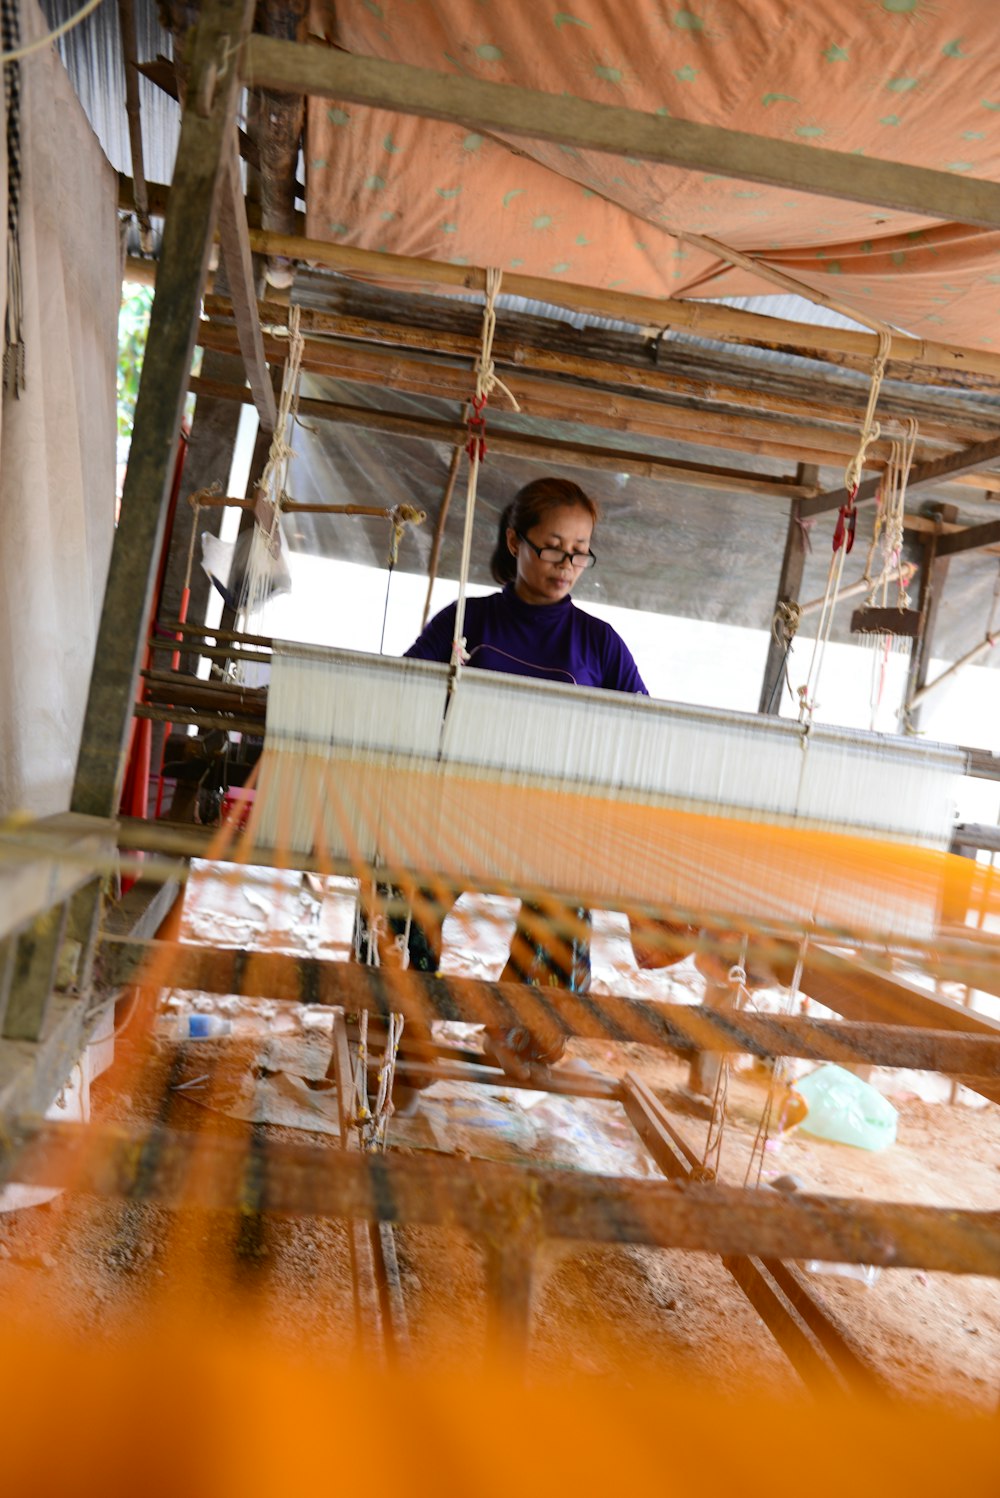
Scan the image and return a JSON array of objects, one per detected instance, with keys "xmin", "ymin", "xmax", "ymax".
[
  {"xmin": 422, "ymin": 442, "xmax": 464, "ymax": 628},
  {"xmin": 243, "ymin": 227, "xmax": 1000, "ymax": 384}
]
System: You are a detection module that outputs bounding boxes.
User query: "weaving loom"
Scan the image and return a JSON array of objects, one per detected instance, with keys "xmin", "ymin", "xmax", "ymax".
[{"xmin": 249, "ymin": 643, "xmax": 967, "ymax": 941}]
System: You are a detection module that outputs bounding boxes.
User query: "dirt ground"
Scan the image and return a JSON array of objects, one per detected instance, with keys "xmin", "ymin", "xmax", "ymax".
[{"xmin": 0, "ymin": 873, "xmax": 997, "ymax": 1409}]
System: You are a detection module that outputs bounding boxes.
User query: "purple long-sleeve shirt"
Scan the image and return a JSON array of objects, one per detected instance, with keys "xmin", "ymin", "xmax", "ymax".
[{"xmin": 405, "ymin": 585, "xmax": 648, "ymax": 694}]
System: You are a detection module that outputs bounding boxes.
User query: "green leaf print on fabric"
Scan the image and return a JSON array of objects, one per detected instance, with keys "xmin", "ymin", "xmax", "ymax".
[
  {"xmin": 823, "ymin": 45, "xmax": 848, "ymax": 61},
  {"xmin": 762, "ymin": 93, "xmax": 798, "ymax": 106},
  {"xmin": 553, "ymin": 12, "xmax": 590, "ymax": 27}
]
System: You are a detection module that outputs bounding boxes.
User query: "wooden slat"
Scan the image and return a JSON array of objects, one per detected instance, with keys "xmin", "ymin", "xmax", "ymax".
[
  {"xmin": 244, "ymin": 38, "xmax": 1000, "ymax": 230},
  {"xmin": 195, "ymin": 322, "xmax": 908, "ymax": 468},
  {"xmin": 9, "ymin": 1117, "xmax": 999, "ymax": 1274},
  {"xmin": 215, "ymin": 131, "xmax": 277, "ymax": 432},
  {"xmin": 189, "ymin": 376, "xmax": 816, "ymax": 500},
  {"xmin": 209, "ymin": 297, "xmax": 1000, "ymax": 449}
]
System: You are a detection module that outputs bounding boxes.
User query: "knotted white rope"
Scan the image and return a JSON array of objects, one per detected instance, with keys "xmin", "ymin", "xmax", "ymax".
[
  {"xmin": 450, "ymin": 268, "xmax": 520, "ymax": 678},
  {"xmin": 700, "ymin": 937, "xmax": 749, "ymax": 1178},
  {"xmin": 863, "ymin": 417, "xmax": 918, "ymax": 612},
  {"xmin": 237, "ymin": 307, "xmax": 305, "ymax": 631},
  {"xmin": 844, "ymin": 327, "xmax": 893, "ymax": 498},
  {"xmin": 797, "ymin": 329, "xmax": 895, "ymax": 730},
  {"xmin": 744, "ymin": 936, "xmax": 807, "ymax": 1189},
  {"xmin": 350, "ymin": 993, "xmax": 405, "ymax": 1154}
]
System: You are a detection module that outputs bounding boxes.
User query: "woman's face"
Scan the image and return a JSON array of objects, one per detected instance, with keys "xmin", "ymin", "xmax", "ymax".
[{"xmin": 507, "ymin": 503, "xmax": 594, "ymax": 606}]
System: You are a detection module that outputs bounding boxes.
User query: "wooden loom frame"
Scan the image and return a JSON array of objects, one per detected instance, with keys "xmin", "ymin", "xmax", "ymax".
[{"xmin": 3, "ymin": 0, "xmax": 1000, "ymax": 1387}]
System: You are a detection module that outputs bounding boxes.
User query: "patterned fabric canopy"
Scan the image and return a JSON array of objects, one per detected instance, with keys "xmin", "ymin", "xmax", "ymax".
[{"xmin": 305, "ymin": 0, "xmax": 1000, "ymax": 349}]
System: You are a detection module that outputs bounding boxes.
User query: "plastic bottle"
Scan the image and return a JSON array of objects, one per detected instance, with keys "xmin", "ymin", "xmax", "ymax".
[{"xmin": 183, "ymin": 1013, "xmax": 233, "ymax": 1040}]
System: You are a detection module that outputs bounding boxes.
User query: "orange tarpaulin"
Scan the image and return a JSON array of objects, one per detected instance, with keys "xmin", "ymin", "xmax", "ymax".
[{"xmin": 306, "ymin": 0, "xmax": 1000, "ymax": 350}]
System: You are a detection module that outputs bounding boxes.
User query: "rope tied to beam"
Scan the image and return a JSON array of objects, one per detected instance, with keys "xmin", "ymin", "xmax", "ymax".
[{"xmin": 450, "ymin": 268, "xmax": 519, "ymax": 681}]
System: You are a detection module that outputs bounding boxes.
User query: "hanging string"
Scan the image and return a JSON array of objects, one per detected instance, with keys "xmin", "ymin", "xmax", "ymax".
[
  {"xmin": 796, "ymin": 329, "xmax": 894, "ymax": 730},
  {"xmin": 744, "ymin": 937, "xmax": 808, "ymax": 1189},
  {"xmin": 700, "ymin": 937, "xmax": 748, "ymax": 1178}
]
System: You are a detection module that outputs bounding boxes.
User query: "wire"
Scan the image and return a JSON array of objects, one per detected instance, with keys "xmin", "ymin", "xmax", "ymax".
[{"xmin": 1, "ymin": 0, "xmax": 106, "ymax": 63}]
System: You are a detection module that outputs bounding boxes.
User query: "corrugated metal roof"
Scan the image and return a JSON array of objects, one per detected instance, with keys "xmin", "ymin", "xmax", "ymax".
[{"xmin": 40, "ymin": 0, "xmax": 180, "ymax": 186}]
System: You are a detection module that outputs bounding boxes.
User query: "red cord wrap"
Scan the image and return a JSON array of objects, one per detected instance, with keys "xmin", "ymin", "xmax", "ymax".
[
  {"xmin": 466, "ymin": 392, "xmax": 488, "ymax": 463},
  {"xmin": 832, "ymin": 485, "xmax": 858, "ymax": 555}
]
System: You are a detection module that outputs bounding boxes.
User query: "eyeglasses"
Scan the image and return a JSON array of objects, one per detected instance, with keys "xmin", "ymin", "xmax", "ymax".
[{"xmin": 516, "ymin": 532, "xmax": 597, "ymax": 570}]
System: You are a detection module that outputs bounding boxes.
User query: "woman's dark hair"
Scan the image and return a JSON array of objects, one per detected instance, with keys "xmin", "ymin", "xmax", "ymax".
[{"xmin": 489, "ymin": 477, "xmax": 600, "ymax": 585}]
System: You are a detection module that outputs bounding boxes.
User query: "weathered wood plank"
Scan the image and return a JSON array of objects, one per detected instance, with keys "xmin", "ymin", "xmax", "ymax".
[
  {"xmin": 9, "ymin": 1118, "xmax": 999, "ymax": 1274},
  {"xmin": 97, "ymin": 938, "xmax": 1000, "ymax": 1079},
  {"xmin": 188, "ymin": 376, "xmax": 816, "ymax": 500},
  {"xmin": 244, "ymin": 39, "xmax": 1000, "ymax": 230},
  {"xmin": 215, "ymin": 131, "xmax": 277, "ymax": 432},
  {"xmin": 935, "ymin": 517, "xmax": 1000, "ymax": 559},
  {"xmin": 196, "ymin": 319, "xmax": 919, "ymax": 469}
]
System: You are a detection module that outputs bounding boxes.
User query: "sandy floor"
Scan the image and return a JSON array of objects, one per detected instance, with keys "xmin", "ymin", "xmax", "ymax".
[{"xmin": 0, "ymin": 869, "xmax": 996, "ymax": 1408}]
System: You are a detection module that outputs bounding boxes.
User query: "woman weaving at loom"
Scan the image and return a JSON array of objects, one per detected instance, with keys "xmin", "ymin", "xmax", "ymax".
[{"xmin": 365, "ymin": 476, "xmax": 648, "ymax": 1079}]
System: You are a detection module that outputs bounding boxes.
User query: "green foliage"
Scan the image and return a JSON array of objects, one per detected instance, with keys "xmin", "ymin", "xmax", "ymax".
[{"xmin": 117, "ymin": 282, "xmax": 154, "ymax": 440}]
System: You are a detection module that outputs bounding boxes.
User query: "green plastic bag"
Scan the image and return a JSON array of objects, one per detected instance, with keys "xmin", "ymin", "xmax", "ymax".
[{"xmin": 795, "ymin": 1064, "xmax": 897, "ymax": 1151}]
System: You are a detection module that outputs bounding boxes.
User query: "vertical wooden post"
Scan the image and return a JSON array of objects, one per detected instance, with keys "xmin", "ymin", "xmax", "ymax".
[
  {"xmin": 903, "ymin": 502, "xmax": 959, "ymax": 732},
  {"xmin": 71, "ymin": 0, "xmax": 258, "ymax": 822},
  {"xmin": 758, "ymin": 464, "xmax": 817, "ymax": 715},
  {"xmin": 484, "ymin": 1232, "xmax": 536, "ymax": 1369},
  {"xmin": 2, "ymin": 903, "xmax": 69, "ymax": 1041}
]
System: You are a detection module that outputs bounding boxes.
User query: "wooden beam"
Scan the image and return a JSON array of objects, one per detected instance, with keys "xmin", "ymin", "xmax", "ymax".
[
  {"xmin": 935, "ymin": 517, "xmax": 1000, "ymax": 558},
  {"xmin": 903, "ymin": 504, "xmax": 959, "ymax": 732},
  {"xmin": 70, "ymin": 0, "xmax": 258, "ymax": 823},
  {"xmin": 247, "ymin": 231, "xmax": 1000, "ymax": 388},
  {"xmin": 759, "ymin": 466, "xmax": 815, "ymax": 715},
  {"xmin": 215, "ymin": 132, "xmax": 277, "ymax": 432},
  {"xmin": 802, "ymin": 434, "xmax": 1000, "ymax": 519},
  {"xmin": 245, "ymin": 38, "xmax": 1000, "ymax": 231},
  {"xmin": 96, "ymin": 938, "xmax": 1000, "ymax": 1080},
  {"xmin": 9, "ymin": 1117, "xmax": 999, "ymax": 1274},
  {"xmin": 211, "ymin": 297, "xmax": 1000, "ymax": 448},
  {"xmin": 189, "ymin": 375, "xmax": 817, "ymax": 500}
]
